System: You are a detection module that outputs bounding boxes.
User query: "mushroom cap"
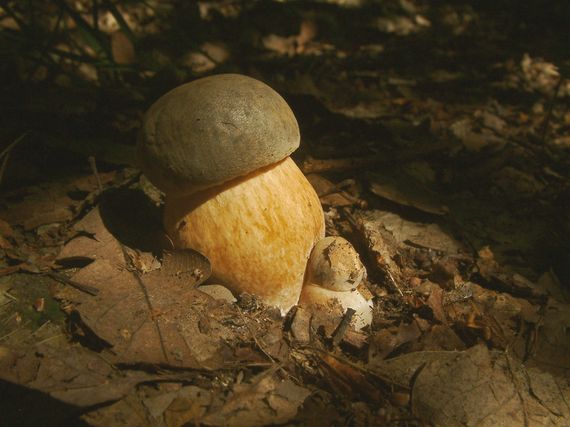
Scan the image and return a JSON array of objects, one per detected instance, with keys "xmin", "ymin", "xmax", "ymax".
[
  {"xmin": 305, "ymin": 236, "xmax": 366, "ymax": 292},
  {"xmin": 137, "ymin": 74, "xmax": 300, "ymax": 195}
]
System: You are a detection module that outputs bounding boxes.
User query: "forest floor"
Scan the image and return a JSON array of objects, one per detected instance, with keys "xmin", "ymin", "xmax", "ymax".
[{"xmin": 0, "ymin": 1, "xmax": 569, "ymax": 426}]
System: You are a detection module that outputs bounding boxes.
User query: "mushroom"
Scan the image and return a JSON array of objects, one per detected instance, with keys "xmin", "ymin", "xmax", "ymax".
[
  {"xmin": 299, "ymin": 236, "xmax": 373, "ymax": 329},
  {"xmin": 137, "ymin": 74, "xmax": 325, "ymax": 313}
]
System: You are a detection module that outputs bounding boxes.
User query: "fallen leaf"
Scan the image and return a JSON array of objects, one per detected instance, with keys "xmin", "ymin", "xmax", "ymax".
[
  {"xmin": 368, "ymin": 170, "xmax": 448, "ymax": 216},
  {"xmin": 202, "ymin": 369, "xmax": 311, "ymax": 426},
  {"xmin": 356, "ymin": 210, "xmax": 464, "ymax": 254},
  {"xmin": 111, "ymin": 30, "xmax": 135, "ymax": 65},
  {"xmin": 0, "ymin": 172, "xmax": 116, "ymax": 230},
  {"xmin": 0, "ymin": 340, "xmax": 160, "ymax": 408},
  {"xmin": 368, "ymin": 322, "xmax": 421, "ymax": 361},
  {"xmin": 369, "ymin": 345, "xmax": 570, "ymax": 426},
  {"xmin": 318, "ymin": 353, "xmax": 383, "ymax": 402}
]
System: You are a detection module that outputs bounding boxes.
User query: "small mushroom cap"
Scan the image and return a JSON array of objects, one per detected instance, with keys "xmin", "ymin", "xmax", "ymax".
[
  {"xmin": 137, "ymin": 74, "xmax": 300, "ymax": 195},
  {"xmin": 305, "ymin": 236, "xmax": 366, "ymax": 291}
]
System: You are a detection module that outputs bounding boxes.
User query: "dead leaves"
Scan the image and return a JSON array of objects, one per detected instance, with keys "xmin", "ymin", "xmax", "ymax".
[
  {"xmin": 0, "ymin": 172, "xmax": 111, "ymax": 231},
  {"xmin": 0, "ymin": 339, "xmax": 160, "ymax": 408},
  {"xmin": 83, "ymin": 370, "xmax": 310, "ymax": 427},
  {"xmin": 368, "ymin": 344, "xmax": 570, "ymax": 426}
]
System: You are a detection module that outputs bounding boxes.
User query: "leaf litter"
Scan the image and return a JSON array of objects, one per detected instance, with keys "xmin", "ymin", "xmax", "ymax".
[{"xmin": 1, "ymin": 0, "xmax": 570, "ymax": 425}]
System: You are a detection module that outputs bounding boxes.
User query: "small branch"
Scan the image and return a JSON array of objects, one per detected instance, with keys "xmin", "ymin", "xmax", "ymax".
[
  {"xmin": 540, "ymin": 75, "xmax": 565, "ymax": 145},
  {"xmin": 0, "ymin": 130, "xmax": 31, "ymax": 159},
  {"xmin": 302, "ymin": 155, "xmax": 381, "ymax": 174},
  {"xmin": 46, "ymin": 271, "xmax": 100, "ymax": 296},
  {"xmin": 332, "ymin": 308, "xmax": 355, "ymax": 346},
  {"xmin": 301, "ymin": 142, "xmax": 450, "ymax": 175},
  {"xmin": 88, "ymin": 156, "xmax": 104, "ymax": 193}
]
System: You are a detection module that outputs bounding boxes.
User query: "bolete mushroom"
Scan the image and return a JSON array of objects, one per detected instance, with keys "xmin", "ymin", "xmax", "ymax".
[
  {"xmin": 137, "ymin": 74, "xmax": 325, "ymax": 312},
  {"xmin": 299, "ymin": 236, "xmax": 373, "ymax": 329}
]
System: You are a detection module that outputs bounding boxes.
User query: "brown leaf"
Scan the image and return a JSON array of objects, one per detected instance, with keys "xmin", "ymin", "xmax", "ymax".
[
  {"xmin": 319, "ymin": 353, "xmax": 383, "ymax": 402},
  {"xmin": 369, "ymin": 170, "xmax": 448, "ymax": 216},
  {"xmin": 0, "ymin": 172, "xmax": 117, "ymax": 230},
  {"xmin": 0, "ymin": 341, "xmax": 160, "ymax": 407},
  {"xmin": 202, "ymin": 370, "xmax": 310, "ymax": 426},
  {"xmin": 358, "ymin": 210, "xmax": 464, "ymax": 254},
  {"xmin": 425, "ymin": 284, "xmax": 447, "ymax": 323},
  {"xmin": 368, "ymin": 322, "xmax": 422, "ymax": 361},
  {"xmin": 369, "ymin": 345, "xmax": 570, "ymax": 425},
  {"xmin": 306, "ymin": 174, "xmax": 336, "ymax": 196},
  {"xmin": 111, "ymin": 30, "xmax": 135, "ymax": 65}
]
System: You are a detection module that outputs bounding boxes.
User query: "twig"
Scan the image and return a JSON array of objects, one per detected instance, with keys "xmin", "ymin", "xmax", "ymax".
[
  {"xmin": 301, "ymin": 142, "xmax": 450, "ymax": 175},
  {"xmin": 504, "ymin": 350, "xmax": 530, "ymax": 427},
  {"xmin": 120, "ymin": 245, "xmax": 170, "ymax": 364},
  {"xmin": 0, "ymin": 320, "xmax": 31, "ymax": 342},
  {"xmin": 302, "ymin": 155, "xmax": 381, "ymax": 174},
  {"xmin": 0, "ymin": 131, "xmax": 31, "ymax": 186},
  {"xmin": 0, "ymin": 149, "xmax": 10, "ymax": 186},
  {"xmin": 2, "ymin": 291, "xmax": 18, "ymax": 302},
  {"xmin": 88, "ymin": 155, "xmax": 104, "ymax": 193},
  {"xmin": 36, "ymin": 333, "xmax": 66, "ymax": 346},
  {"xmin": 386, "ymin": 267, "xmax": 404, "ymax": 297},
  {"xmin": 1, "ymin": 312, "xmax": 18, "ymax": 325},
  {"xmin": 46, "ymin": 271, "xmax": 100, "ymax": 296},
  {"xmin": 32, "ymin": 320, "xmax": 51, "ymax": 336},
  {"xmin": 0, "ymin": 130, "xmax": 31, "ymax": 157},
  {"xmin": 540, "ymin": 75, "xmax": 565, "ymax": 145},
  {"xmin": 332, "ymin": 308, "xmax": 355, "ymax": 346}
]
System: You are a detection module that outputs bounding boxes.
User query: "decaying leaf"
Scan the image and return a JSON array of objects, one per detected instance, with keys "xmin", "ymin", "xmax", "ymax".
[
  {"xmin": 368, "ymin": 170, "xmax": 449, "ymax": 216},
  {"xmin": 82, "ymin": 370, "xmax": 310, "ymax": 427},
  {"xmin": 0, "ymin": 340, "xmax": 160, "ymax": 408},
  {"xmin": 368, "ymin": 322, "xmax": 422, "ymax": 360},
  {"xmin": 317, "ymin": 352, "xmax": 383, "ymax": 403},
  {"xmin": 0, "ymin": 171, "xmax": 115, "ymax": 230},
  {"xmin": 369, "ymin": 345, "xmax": 570, "ymax": 426},
  {"xmin": 356, "ymin": 209, "xmax": 464, "ymax": 254},
  {"xmin": 202, "ymin": 369, "xmax": 311, "ymax": 426}
]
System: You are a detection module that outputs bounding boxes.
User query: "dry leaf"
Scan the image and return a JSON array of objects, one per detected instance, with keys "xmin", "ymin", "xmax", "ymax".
[
  {"xmin": 111, "ymin": 30, "xmax": 135, "ymax": 65},
  {"xmin": 318, "ymin": 352, "xmax": 383, "ymax": 402},
  {"xmin": 356, "ymin": 210, "xmax": 463, "ymax": 254},
  {"xmin": 370, "ymin": 345, "xmax": 570, "ymax": 426},
  {"xmin": 368, "ymin": 170, "xmax": 448, "ymax": 216},
  {"xmin": 203, "ymin": 370, "xmax": 311, "ymax": 426},
  {"xmin": 0, "ymin": 341, "xmax": 160, "ymax": 408}
]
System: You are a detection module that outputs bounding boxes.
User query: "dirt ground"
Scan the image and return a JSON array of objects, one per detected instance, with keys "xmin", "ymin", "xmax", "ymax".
[{"xmin": 0, "ymin": 1, "xmax": 569, "ymax": 426}]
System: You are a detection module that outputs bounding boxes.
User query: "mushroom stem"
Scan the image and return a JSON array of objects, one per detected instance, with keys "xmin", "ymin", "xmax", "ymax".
[{"xmin": 164, "ymin": 157, "xmax": 325, "ymax": 313}]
